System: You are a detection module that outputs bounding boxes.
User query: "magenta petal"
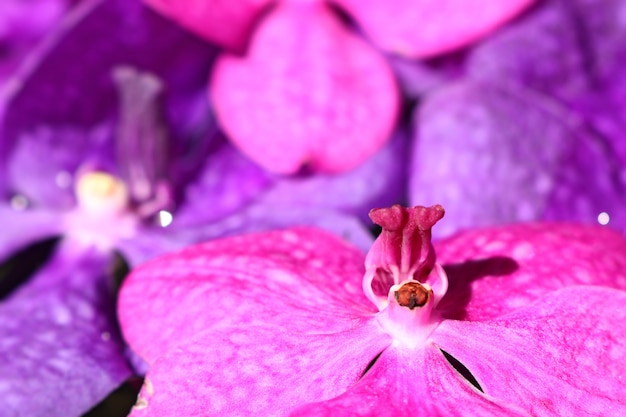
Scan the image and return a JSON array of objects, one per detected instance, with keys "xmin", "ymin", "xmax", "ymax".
[
  {"xmin": 0, "ymin": 242, "xmax": 131, "ymax": 416},
  {"xmin": 129, "ymin": 324, "xmax": 388, "ymax": 416},
  {"xmin": 332, "ymin": 0, "xmax": 534, "ymax": 57},
  {"xmin": 433, "ymin": 287, "xmax": 626, "ymax": 415},
  {"xmin": 144, "ymin": 0, "xmax": 270, "ymax": 51},
  {"xmin": 211, "ymin": 0, "xmax": 399, "ymax": 174},
  {"xmin": 0, "ymin": 204, "xmax": 61, "ymax": 262},
  {"xmin": 119, "ymin": 227, "xmax": 375, "ymax": 362},
  {"xmin": 434, "ymin": 223, "xmax": 626, "ymax": 320},
  {"xmin": 291, "ymin": 345, "xmax": 527, "ymax": 416},
  {"xmin": 411, "ymin": 81, "xmax": 626, "ymax": 238}
]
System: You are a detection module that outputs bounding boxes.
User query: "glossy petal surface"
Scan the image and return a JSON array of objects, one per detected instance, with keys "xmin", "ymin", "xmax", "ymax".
[
  {"xmin": 129, "ymin": 324, "xmax": 389, "ymax": 416},
  {"xmin": 411, "ymin": 81, "xmax": 626, "ymax": 238},
  {"xmin": 434, "ymin": 287, "xmax": 626, "ymax": 415},
  {"xmin": 333, "ymin": 0, "xmax": 534, "ymax": 57},
  {"xmin": 211, "ymin": 0, "xmax": 398, "ymax": 174},
  {"xmin": 434, "ymin": 223, "xmax": 626, "ymax": 320},
  {"xmin": 0, "ymin": 241, "xmax": 131, "ymax": 416},
  {"xmin": 119, "ymin": 228, "xmax": 374, "ymax": 361},
  {"xmin": 144, "ymin": 0, "xmax": 270, "ymax": 51}
]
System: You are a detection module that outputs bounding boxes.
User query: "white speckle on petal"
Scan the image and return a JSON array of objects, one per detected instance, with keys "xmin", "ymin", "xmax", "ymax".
[
  {"xmin": 157, "ymin": 210, "xmax": 173, "ymax": 227},
  {"xmin": 282, "ymin": 231, "xmax": 299, "ymax": 243},
  {"xmin": 512, "ymin": 242, "xmax": 534, "ymax": 260},
  {"xmin": 597, "ymin": 212, "xmax": 610, "ymax": 226}
]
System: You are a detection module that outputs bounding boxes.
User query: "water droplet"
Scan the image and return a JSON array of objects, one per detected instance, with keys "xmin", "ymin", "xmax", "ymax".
[
  {"xmin": 55, "ymin": 171, "xmax": 72, "ymax": 188},
  {"xmin": 101, "ymin": 331, "xmax": 111, "ymax": 341},
  {"xmin": 597, "ymin": 212, "xmax": 610, "ymax": 226},
  {"xmin": 10, "ymin": 194, "xmax": 29, "ymax": 211},
  {"xmin": 157, "ymin": 210, "xmax": 173, "ymax": 227}
]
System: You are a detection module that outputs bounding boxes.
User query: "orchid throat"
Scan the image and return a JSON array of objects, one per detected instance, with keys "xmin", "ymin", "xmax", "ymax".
[{"xmin": 364, "ymin": 204, "xmax": 448, "ymax": 348}]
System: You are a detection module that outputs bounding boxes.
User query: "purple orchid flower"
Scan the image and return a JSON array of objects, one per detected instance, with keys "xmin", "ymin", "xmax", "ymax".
[
  {"xmin": 409, "ymin": 0, "xmax": 626, "ymax": 238},
  {"xmin": 119, "ymin": 204, "xmax": 626, "ymax": 415},
  {"xmin": 0, "ymin": 0, "xmax": 406, "ymax": 415},
  {"xmin": 144, "ymin": 0, "xmax": 535, "ymax": 175}
]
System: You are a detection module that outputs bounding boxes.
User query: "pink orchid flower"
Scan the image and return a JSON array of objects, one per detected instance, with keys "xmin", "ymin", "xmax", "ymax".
[
  {"xmin": 143, "ymin": 0, "xmax": 534, "ymax": 174},
  {"xmin": 119, "ymin": 205, "xmax": 626, "ymax": 415}
]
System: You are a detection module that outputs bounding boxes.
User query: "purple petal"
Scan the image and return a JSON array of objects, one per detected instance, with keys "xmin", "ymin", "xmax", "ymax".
[
  {"xmin": 410, "ymin": 80, "xmax": 626, "ymax": 238},
  {"xmin": 467, "ymin": 0, "xmax": 593, "ymax": 102},
  {"xmin": 332, "ymin": 0, "xmax": 534, "ymax": 57},
  {"xmin": 466, "ymin": 0, "xmax": 626, "ymax": 167},
  {"xmin": 6, "ymin": 123, "xmax": 113, "ymax": 210},
  {"xmin": 0, "ymin": 204, "xmax": 62, "ymax": 262},
  {"xmin": 434, "ymin": 223, "xmax": 626, "ymax": 320},
  {"xmin": 0, "ymin": 0, "xmax": 216, "ymax": 201},
  {"xmin": 0, "ymin": 0, "xmax": 72, "ymax": 86},
  {"xmin": 255, "ymin": 128, "xmax": 409, "ymax": 223},
  {"xmin": 128, "ymin": 324, "xmax": 389, "ymax": 416},
  {"xmin": 433, "ymin": 287, "xmax": 626, "ymax": 415},
  {"xmin": 171, "ymin": 141, "xmax": 274, "ymax": 228},
  {"xmin": 119, "ymin": 228, "xmax": 374, "ymax": 363},
  {"xmin": 211, "ymin": 0, "xmax": 399, "ymax": 174},
  {"xmin": 118, "ymin": 204, "xmax": 375, "ymax": 266},
  {"xmin": 0, "ymin": 241, "xmax": 131, "ymax": 416},
  {"xmin": 291, "ymin": 345, "xmax": 527, "ymax": 416}
]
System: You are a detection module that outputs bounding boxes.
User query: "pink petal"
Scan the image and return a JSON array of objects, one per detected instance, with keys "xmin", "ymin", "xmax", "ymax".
[
  {"xmin": 291, "ymin": 345, "xmax": 528, "ymax": 416},
  {"xmin": 433, "ymin": 287, "xmax": 626, "ymax": 415},
  {"xmin": 434, "ymin": 223, "xmax": 626, "ymax": 320},
  {"xmin": 210, "ymin": 0, "xmax": 399, "ymax": 174},
  {"xmin": 143, "ymin": 0, "xmax": 271, "ymax": 51},
  {"xmin": 118, "ymin": 227, "xmax": 376, "ymax": 363},
  {"xmin": 128, "ymin": 324, "xmax": 390, "ymax": 416},
  {"xmin": 332, "ymin": 0, "xmax": 535, "ymax": 57}
]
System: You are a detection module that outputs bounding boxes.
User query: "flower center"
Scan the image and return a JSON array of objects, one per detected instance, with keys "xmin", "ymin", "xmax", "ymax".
[
  {"xmin": 75, "ymin": 171, "xmax": 129, "ymax": 214},
  {"xmin": 62, "ymin": 67, "xmax": 176, "ymax": 249},
  {"xmin": 364, "ymin": 205, "xmax": 448, "ymax": 348},
  {"xmin": 395, "ymin": 281, "xmax": 430, "ymax": 309}
]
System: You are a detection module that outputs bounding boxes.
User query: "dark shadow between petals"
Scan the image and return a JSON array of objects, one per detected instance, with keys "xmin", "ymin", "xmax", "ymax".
[
  {"xmin": 438, "ymin": 256, "xmax": 519, "ymax": 320},
  {"xmin": 0, "ymin": 237, "xmax": 59, "ymax": 300},
  {"xmin": 440, "ymin": 349, "xmax": 483, "ymax": 393}
]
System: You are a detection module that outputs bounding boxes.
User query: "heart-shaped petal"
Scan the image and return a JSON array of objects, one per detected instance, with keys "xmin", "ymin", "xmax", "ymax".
[{"xmin": 211, "ymin": 0, "xmax": 399, "ymax": 174}]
